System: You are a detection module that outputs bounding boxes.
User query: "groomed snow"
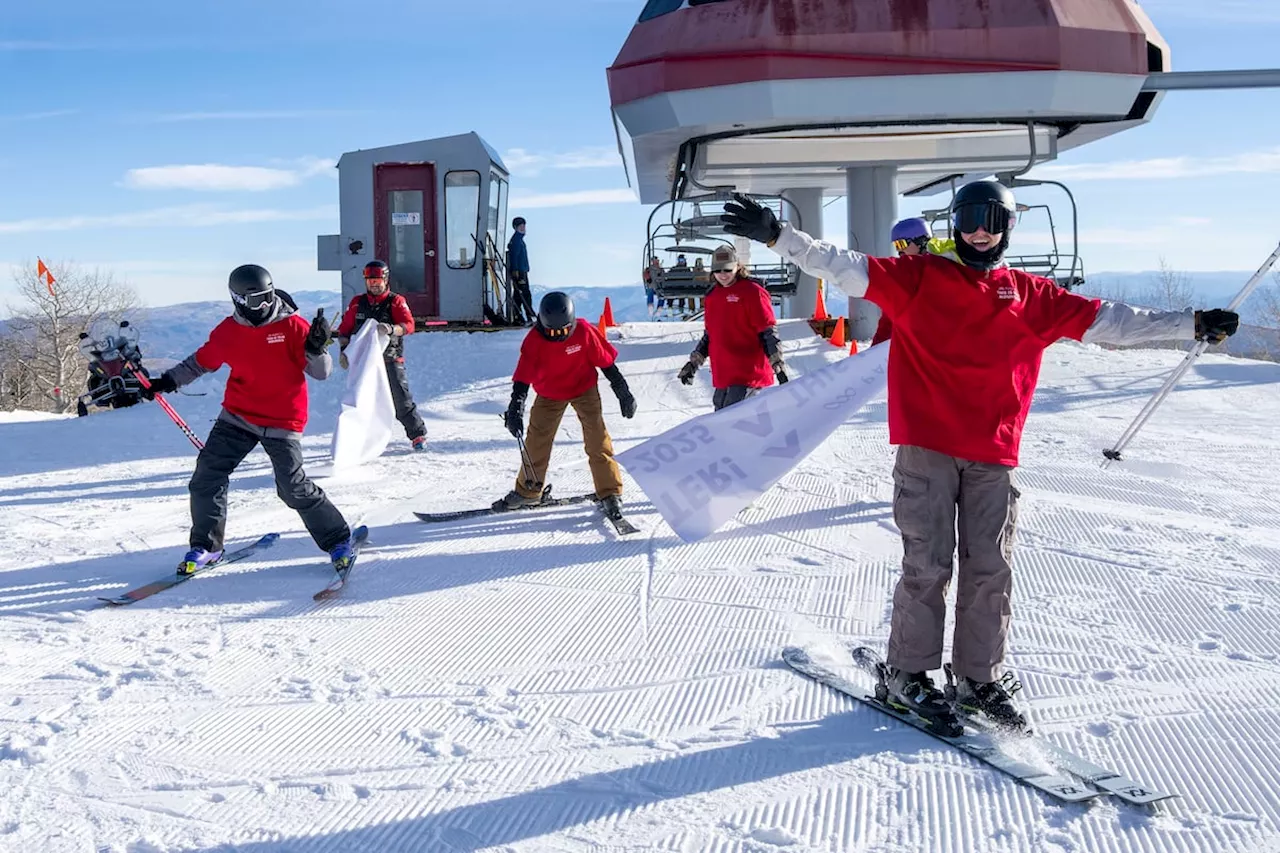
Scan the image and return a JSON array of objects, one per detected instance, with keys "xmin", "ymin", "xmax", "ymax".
[{"xmin": 2, "ymin": 318, "xmax": 1279, "ymax": 853}]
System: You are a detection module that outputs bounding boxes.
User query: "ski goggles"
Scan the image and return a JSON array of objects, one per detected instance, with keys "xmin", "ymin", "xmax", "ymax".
[
  {"xmin": 542, "ymin": 323, "xmax": 573, "ymax": 340},
  {"xmin": 230, "ymin": 287, "xmax": 274, "ymax": 312},
  {"xmin": 951, "ymin": 203, "xmax": 1013, "ymax": 235},
  {"xmin": 893, "ymin": 237, "xmax": 930, "ymax": 253}
]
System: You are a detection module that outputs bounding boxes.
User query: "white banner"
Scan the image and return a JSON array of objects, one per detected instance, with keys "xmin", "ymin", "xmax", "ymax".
[
  {"xmin": 618, "ymin": 342, "xmax": 889, "ymax": 542},
  {"xmin": 329, "ymin": 322, "xmax": 396, "ymax": 470}
]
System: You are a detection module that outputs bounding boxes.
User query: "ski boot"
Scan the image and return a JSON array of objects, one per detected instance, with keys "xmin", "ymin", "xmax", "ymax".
[
  {"xmin": 945, "ymin": 665, "xmax": 1031, "ymax": 734},
  {"xmin": 177, "ymin": 547, "xmax": 223, "ymax": 577},
  {"xmin": 599, "ymin": 494, "xmax": 623, "ymax": 521},
  {"xmin": 493, "ymin": 489, "xmax": 543, "ymax": 511},
  {"xmin": 876, "ymin": 663, "xmax": 964, "ymax": 738},
  {"xmin": 411, "ymin": 436, "xmax": 427, "ymax": 452},
  {"xmin": 328, "ymin": 536, "xmax": 358, "ymax": 573}
]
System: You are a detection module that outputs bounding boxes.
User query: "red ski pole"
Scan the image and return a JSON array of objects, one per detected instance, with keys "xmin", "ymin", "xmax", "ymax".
[{"xmin": 132, "ymin": 367, "xmax": 205, "ymax": 451}]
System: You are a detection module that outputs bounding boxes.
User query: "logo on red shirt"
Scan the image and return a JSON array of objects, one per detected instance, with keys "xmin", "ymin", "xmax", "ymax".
[
  {"xmin": 565, "ymin": 344, "xmax": 582, "ymax": 355},
  {"xmin": 997, "ymin": 285, "xmax": 1017, "ymax": 301},
  {"xmin": 267, "ymin": 332, "xmax": 286, "ymax": 344}
]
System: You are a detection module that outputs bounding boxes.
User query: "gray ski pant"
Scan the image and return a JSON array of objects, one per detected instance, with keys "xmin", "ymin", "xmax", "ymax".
[{"xmin": 885, "ymin": 444, "xmax": 1020, "ymax": 683}]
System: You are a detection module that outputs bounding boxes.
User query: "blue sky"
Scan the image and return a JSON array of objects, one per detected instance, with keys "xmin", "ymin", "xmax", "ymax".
[{"xmin": 2, "ymin": 0, "xmax": 1279, "ymax": 309}]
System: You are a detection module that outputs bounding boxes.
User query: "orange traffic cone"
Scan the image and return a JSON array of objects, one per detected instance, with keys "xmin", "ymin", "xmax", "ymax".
[
  {"xmin": 829, "ymin": 317, "xmax": 845, "ymax": 349},
  {"xmin": 849, "ymin": 337, "xmax": 859, "ymax": 355},
  {"xmin": 602, "ymin": 296, "xmax": 617, "ymax": 327},
  {"xmin": 812, "ymin": 283, "xmax": 828, "ymax": 322},
  {"xmin": 598, "ymin": 314, "xmax": 608, "ymax": 337}
]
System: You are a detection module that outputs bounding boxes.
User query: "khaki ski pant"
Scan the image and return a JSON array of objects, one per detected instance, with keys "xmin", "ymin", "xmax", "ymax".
[
  {"xmin": 515, "ymin": 386, "xmax": 623, "ymax": 500},
  {"xmin": 886, "ymin": 445, "xmax": 1020, "ymax": 683}
]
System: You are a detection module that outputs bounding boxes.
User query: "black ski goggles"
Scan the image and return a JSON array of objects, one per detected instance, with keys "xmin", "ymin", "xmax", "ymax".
[
  {"xmin": 893, "ymin": 237, "xmax": 930, "ymax": 253},
  {"xmin": 951, "ymin": 203, "xmax": 1013, "ymax": 235},
  {"xmin": 541, "ymin": 323, "xmax": 573, "ymax": 340}
]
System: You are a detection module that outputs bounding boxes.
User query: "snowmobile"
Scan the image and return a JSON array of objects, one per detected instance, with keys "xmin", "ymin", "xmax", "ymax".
[{"xmin": 75, "ymin": 320, "xmax": 150, "ymax": 417}]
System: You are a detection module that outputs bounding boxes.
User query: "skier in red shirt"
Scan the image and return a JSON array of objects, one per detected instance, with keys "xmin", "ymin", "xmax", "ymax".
[
  {"xmin": 142, "ymin": 264, "xmax": 357, "ymax": 576},
  {"xmin": 334, "ymin": 260, "xmax": 427, "ymax": 451},
  {"xmin": 499, "ymin": 292, "xmax": 636, "ymax": 520},
  {"xmin": 677, "ymin": 246, "xmax": 788, "ymax": 408},
  {"xmin": 723, "ymin": 184, "xmax": 1239, "ymax": 735}
]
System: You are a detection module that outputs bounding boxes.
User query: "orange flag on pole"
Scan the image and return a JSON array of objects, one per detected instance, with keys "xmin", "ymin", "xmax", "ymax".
[{"xmin": 37, "ymin": 258, "xmax": 56, "ymax": 296}]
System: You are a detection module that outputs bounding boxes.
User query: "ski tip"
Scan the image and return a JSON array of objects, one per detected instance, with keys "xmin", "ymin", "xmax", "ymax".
[
  {"xmin": 261, "ymin": 532, "xmax": 282, "ymax": 544},
  {"xmin": 781, "ymin": 646, "xmax": 811, "ymax": 664},
  {"xmin": 353, "ymin": 525, "xmax": 369, "ymax": 542}
]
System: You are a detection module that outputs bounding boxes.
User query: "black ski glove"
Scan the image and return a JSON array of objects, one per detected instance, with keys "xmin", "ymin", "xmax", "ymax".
[
  {"xmin": 773, "ymin": 359, "xmax": 789, "ymax": 385},
  {"xmin": 141, "ymin": 372, "xmax": 177, "ymax": 400},
  {"xmin": 614, "ymin": 381, "xmax": 636, "ymax": 419},
  {"xmin": 677, "ymin": 350, "xmax": 705, "ymax": 385},
  {"xmin": 305, "ymin": 309, "xmax": 331, "ymax": 356},
  {"xmin": 504, "ymin": 384, "xmax": 528, "ymax": 438},
  {"xmin": 602, "ymin": 364, "xmax": 636, "ymax": 418},
  {"xmin": 1195, "ymin": 308, "xmax": 1239, "ymax": 344},
  {"xmin": 721, "ymin": 193, "xmax": 781, "ymax": 245}
]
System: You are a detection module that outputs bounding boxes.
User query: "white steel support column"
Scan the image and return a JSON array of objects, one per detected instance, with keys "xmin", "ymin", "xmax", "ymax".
[
  {"xmin": 780, "ymin": 188, "xmax": 823, "ymax": 319},
  {"xmin": 845, "ymin": 166, "xmax": 898, "ymax": 341}
]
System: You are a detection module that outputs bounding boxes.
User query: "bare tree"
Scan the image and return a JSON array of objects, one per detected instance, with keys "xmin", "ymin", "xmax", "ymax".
[
  {"xmin": 2, "ymin": 260, "xmax": 140, "ymax": 413},
  {"xmin": 1251, "ymin": 271, "xmax": 1280, "ymax": 329},
  {"xmin": 1145, "ymin": 257, "xmax": 1195, "ymax": 311},
  {"xmin": 1079, "ymin": 274, "xmax": 1130, "ymax": 305}
]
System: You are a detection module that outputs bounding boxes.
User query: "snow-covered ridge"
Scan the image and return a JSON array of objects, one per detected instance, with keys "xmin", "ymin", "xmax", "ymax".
[{"xmin": 1, "ymin": 321, "xmax": 1279, "ymax": 851}]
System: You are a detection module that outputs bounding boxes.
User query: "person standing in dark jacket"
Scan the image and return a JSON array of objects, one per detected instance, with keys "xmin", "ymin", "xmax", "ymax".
[
  {"xmin": 335, "ymin": 260, "xmax": 427, "ymax": 451},
  {"xmin": 507, "ymin": 216, "xmax": 536, "ymax": 325},
  {"xmin": 141, "ymin": 264, "xmax": 356, "ymax": 576}
]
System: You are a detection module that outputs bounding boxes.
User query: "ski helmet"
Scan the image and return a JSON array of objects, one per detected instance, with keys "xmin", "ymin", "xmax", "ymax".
[
  {"xmin": 950, "ymin": 180, "xmax": 1017, "ymax": 271},
  {"xmin": 363, "ymin": 259, "xmax": 389, "ymax": 280},
  {"xmin": 536, "ymin": 291, "xmax": 576, "ymax": 341},
  {"xmin": 228, "ymin": 264, "xmax": 277, "ymax": 325},
  {"xmin": 891, "ymin": 218, "xmax": 930, "ymax": 243}
]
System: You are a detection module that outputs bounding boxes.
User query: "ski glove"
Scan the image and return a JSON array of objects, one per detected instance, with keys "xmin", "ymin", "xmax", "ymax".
[
  {"xmin": 721, "ymin": 193, "xmax": 782, "ymax": 245},
  {"xmin": 376, "ymin": 322, "xmax": 396, "ymax": 337},
  {"xmin": 1195, "ymin": 308, "xmax": 1239, "ymax": 344},
  {"xmin": 771, "ymin": 353, "xmax": 789, "ymax": 385},
  {"xmin": 614, "ymin": 381, "xmax": 637, "ymax": 419},
  {"xmin": 305, "ymin": 309, "xmax": 331, "ymax": 356},
  {"xmin": 677, "ymin": 350, "xmax": 706, "ymax": 385},
  {"xmin": 141, "ymin": 372, "xmax": 177, "ymax": 400},
  {"xmin": 504, "ymin": 386, "xmax": 527, "ymax": 438}
]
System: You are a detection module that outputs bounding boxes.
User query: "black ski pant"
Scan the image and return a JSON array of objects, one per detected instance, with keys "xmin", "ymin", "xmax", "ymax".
[
  {"xmin": 712, "ymin": 385, "xmax": 760, "ymax": 411},
  {"xmin": 384, "ymin": 357, "xmax": 426, "ymax": 441},
  {"xmin": 189, "ymin": 419, "xmax": 350, "ymax": 554},
  {"xmin": 510, "ymin": 271, "xmax": 535, "ymax": 324}
]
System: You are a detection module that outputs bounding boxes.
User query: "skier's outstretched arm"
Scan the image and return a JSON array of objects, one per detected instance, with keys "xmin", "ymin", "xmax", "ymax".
[
  {"xmin": 303, "ymin": 310, "xmax": 333, "ymax": 380},
  {"xmin": 722, "ymin": 194, "xmax": 870, "ymax": 297},
  {"xmin": 1081, "ymin": 302, "xmax": 1238, "ymax": 347}
]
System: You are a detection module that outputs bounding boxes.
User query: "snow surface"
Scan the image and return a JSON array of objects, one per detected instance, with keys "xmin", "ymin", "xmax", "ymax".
[{"xmin": 3, "ymin": 318, "xmax": 1280, "ymax": 853}]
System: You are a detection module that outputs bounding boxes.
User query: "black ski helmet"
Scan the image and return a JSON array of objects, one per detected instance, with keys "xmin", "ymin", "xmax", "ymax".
[
  {"xmin": 950, "ymin": 180, "xmax": 1017, "ymax": 272},
  {"xmin": 228, "ymin": 264, "xmax": 277, "ymax": 325},
  {"xmin": 363, "ymin": 259, "xmax": 389, "ymax": 279},
  {"xmin": 536, "ymin": 291, "xmax": 576, "ymax": 341}
]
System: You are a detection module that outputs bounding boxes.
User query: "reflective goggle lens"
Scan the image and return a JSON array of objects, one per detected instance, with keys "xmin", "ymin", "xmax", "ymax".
[{"xmin": 952, "ymin": 203, "xmax": 1012, "ymax": 235}]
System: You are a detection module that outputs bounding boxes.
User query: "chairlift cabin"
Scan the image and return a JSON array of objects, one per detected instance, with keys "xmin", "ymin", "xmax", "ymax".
[
  {"xmin": 318, "ymin": 132, "xmax": 521, "ymax": 330},
  {"xmin": 643, "ymin": 194, "xmax": 802, "ymax": 318}
]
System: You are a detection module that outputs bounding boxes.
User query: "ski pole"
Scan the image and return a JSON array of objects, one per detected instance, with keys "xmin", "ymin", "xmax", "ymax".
[
  {"xmin": 515, "ymin": 431, "xmax": 539, "ymax": 493},
  {"xmin": 132, "ymin": 366, "xmax": 205, "ymax": 451},
  {"xmin": 1102, "ymin": 238, "xmax": 1280, "ymax": 466}
]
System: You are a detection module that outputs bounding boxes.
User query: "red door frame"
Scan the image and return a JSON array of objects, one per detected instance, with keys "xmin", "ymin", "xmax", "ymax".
[{"xmin": 373, "ymin": 162, "xmax": 439, "ymax": 317}]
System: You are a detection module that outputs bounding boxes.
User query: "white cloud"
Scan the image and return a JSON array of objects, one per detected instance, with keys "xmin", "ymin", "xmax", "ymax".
[
  {"xmin": 0, "ymin": 109, "xmax": 77, "ymax": 122},
  {"xmin": 1030, "ymin": 148, "xmax": 1280, "ymax": 181},
  {"xmin": 122, "ymin": 158, "xmax": 337, "ymax": 191},
  {"xmin": 509, "ymin": 188, "xmax": 636, "ymax": 209},
  {"xmin": 0, "ymin": 205, "xmax": 337, "ymax": 234},
  {"xmin": 503, "ymin": 146, "xmax": 621, "ymax": 176},
  {"xmin": 150, "ymin": 110, "xmax": 363, "ymax": 123}
]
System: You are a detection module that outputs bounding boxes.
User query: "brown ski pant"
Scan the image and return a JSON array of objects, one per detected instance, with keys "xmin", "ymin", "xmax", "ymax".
[
  {"xmin": 886, "ymin": 444, "xmax": 1020, "ymax": 683},
  {"xmin": 515, "ymin": 386, "xmax": 623, "ymax": 500}
]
